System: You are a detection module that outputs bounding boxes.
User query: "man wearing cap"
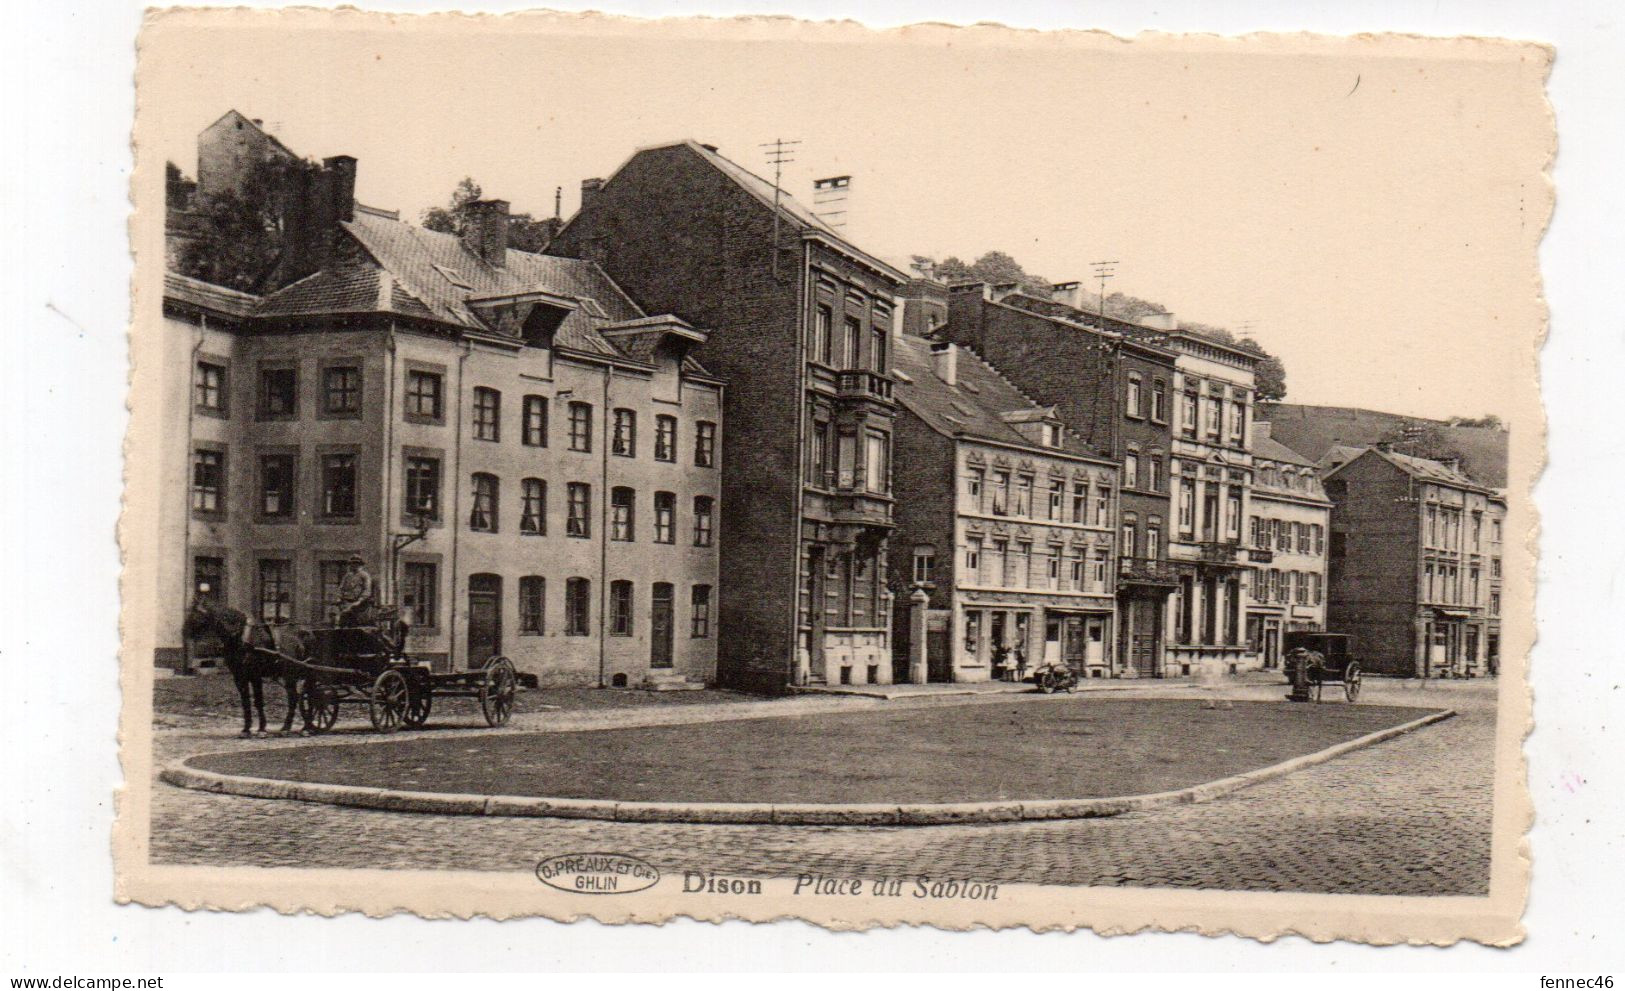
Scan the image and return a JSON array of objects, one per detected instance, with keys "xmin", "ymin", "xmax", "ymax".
[{"xmin": 336, "ymin": 554, "xmax": 374, "ymax": 627}]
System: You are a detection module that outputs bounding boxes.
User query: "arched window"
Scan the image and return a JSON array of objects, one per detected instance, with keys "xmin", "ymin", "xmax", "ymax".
[
  {"xmin": 469, "ymin": 473, "xmax": 498, "ymax": 532},
  {"xmin": 609, "ymin": 580, "xmax": 634, "ymax": 636},
  {"xmin": 520, "ymin": 478, "xmax": 545, "ymax": 535},
  {"xmin": 565, "ymin": 577, "xmax": 590, "ymax": 635},
  {"xmin": 518, "ymin": 576, "xmax": 545, "ymax": 634}
]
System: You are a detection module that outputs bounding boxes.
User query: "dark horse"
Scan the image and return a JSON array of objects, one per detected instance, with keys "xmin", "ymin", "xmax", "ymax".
[{"xmin": 184, "ymin": 598, "xmax": 309, "ymax": 737}]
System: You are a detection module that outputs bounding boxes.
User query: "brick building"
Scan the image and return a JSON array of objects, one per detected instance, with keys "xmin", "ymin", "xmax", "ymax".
[
  {"xmin": 1321, "ymin": 447, "xmax": 1495, "ymax": 677},
  {"xmin": 933, "ymin": 284, "xmax": 1180, "ymax": 676},
  {"xmin": 548, "ymin": 141, "xmax": 909, "ymax": 691},
  {"xmin": 888, "ymin": 335, "xmax": 1120, "ymax": 682},
  {"xmin": 158, "ymin": 144, "xmax": 723, "ymax": 688},
  {"xmin": 1244, "ymin": 422, "xmax": 1331, "ymax": 668}
]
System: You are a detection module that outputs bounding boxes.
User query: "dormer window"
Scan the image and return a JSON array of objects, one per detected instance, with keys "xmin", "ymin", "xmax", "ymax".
[
  {"xmin": 1042, "ymin": 422, "xmax": 1062, "ymax": 448},
  {"xmin": 432, "ymin": 264, "xmax": 472, "ymax": 290}
]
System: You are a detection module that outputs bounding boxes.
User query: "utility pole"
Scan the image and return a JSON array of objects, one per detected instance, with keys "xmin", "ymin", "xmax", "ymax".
[
  {"xmin": 1086, "ymin": 260, "xmax": 1119, "ymax": 455},
  {"xmin": 760, "ymin": 138, "xmax": 800, "ymax": 280}
]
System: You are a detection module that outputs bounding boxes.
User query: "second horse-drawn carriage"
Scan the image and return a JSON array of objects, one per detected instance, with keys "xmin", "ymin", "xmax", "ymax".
[{"xmin": 1283, "ymin": 631, "xmax": 1363, "ymax": 702}]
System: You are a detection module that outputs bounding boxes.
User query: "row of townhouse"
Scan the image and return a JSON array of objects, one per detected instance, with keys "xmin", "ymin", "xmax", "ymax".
[{"xmin": 177, "ymin": 113, "xmax": 1528, "ymax": 691}]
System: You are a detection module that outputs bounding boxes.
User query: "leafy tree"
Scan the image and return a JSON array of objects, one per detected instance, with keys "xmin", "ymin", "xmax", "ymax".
[
  {"xmin": 174, "ymin": 156, "xmax": 319, "ymax": 293},
  {"xmin": 925, "ymin": 251, "xmax": 1051, "ymax": 294},
  {"xmin": 1241, "ymin": 338, "xmax": 1287, "ymax": 401},
  {"xmin": 422, "ymin": 176, "xmax": 561, "ymax": 254},
  {"xmin": 1449, "ymin": 414, "xmax": 1504, "ymax": 430}
]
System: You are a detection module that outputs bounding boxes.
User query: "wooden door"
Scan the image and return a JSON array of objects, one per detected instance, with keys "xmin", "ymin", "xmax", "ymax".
[
  {"xmin": 467, "ymin": 573, "xmax": 502, "ymax": 668},
  {"xmin": 1062, "ymin": 615, "xmax": 1087, "ymax": 673},
  {"xmin": 650, "ymin": 582, "xmax": 674, "ymax": 669},
  {"xmin": 1130, "ymin": 599, "xmax": 1159, "ymax": 676}
]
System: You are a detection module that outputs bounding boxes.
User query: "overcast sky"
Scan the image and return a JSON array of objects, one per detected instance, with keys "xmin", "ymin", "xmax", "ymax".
[{"xmin": 142, "ymin": 15, "xmax": 1549, "ymax": 424}]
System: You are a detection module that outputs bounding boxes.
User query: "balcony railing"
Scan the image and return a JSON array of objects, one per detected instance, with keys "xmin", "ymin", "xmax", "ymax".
[
  {"xmin": 1118, "ymin": 556, "xmax": 1182, "ymax": 587},
  {"xmin": 837, "ymin": 369, "xmax": 894, "ymax": 402},
  {"xmin": 1196, "ymin": 540, "xmax": 1241, "ymax": 565}
]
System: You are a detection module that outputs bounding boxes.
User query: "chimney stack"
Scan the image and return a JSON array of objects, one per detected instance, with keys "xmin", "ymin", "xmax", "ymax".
[
  {"xmin": 462, "ymin": 199, "xmax": 509, "ymax": 268},
  {"xmin": 930, "ymin": 341, "xmax": 959, "ymax": 386},
  {"xmin": 580, "ymin": 177, "xmax": 604, "ymax": 210},
  {"xmin": 322, "ymin": 155, "xmax": 356, "ymax": 223},
  {"xmin": 1050, "ymin": 281, "xmax": 1082, "ymax": 309}
]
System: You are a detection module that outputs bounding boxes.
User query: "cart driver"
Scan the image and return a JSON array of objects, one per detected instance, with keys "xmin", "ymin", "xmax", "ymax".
[{"xmin": 336, "ymin": 554, "xmax": 375, "ymax": 627}]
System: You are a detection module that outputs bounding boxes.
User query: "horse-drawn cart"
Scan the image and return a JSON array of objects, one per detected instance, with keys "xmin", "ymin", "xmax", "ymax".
[
  {"xmin": 1283, "ymin": 632, "xmax": 1363, "ymax": 702},
  {"xmin": 296, "ymin": 625, "xmax": 518, "ymax": 733}
]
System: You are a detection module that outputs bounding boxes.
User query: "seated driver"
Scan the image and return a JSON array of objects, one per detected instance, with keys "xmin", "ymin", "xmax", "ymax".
[{"xmin": 336, "ymin": 554, "xmax": 375, "ymax": 627}]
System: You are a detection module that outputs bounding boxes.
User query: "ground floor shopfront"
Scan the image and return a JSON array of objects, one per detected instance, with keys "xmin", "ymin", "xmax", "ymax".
[
  {"xmin": 1165, "ymin": 560, "xmax": 1260, "ymax": 675},
  {"xmin": 1245, "ymin": 605, "xmax": 1326, "ymax": 670},
  {"xmin": 1418, "ymin": 607, "xmax": 1490, "ymax": 679},
  {"xmin": 941, "ymin": 590, "xmax": 1116, "ymax": 683}
]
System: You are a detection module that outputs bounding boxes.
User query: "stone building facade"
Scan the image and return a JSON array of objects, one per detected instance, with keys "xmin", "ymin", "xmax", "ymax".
[
  {"xmin": 1244, "ymin": 422, "xmax": 1331, "ymax": 669},
  {"xmin": 1322, "ymin": 447, "xmax": 1496, "ymax": 677},
  {"xmin": 548, "ymin": 140, "xmax": 909, "ymax": 691},
  {"xmin": 934, "ymin": 285, "xmax": 1180, "ymax": 676},
  {"xmin": 888, "ymin": 336, "xmax": 1120, "ymax": 682},
  {"xmin": 157, "ymin": 150, "xmax": 723, "ymax": 688}
]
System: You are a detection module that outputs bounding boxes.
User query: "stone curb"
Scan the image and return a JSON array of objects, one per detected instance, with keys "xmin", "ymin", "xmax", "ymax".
[{"xmin": 160, "ymin": 708, "xmax": 1455, "ymax": 827}]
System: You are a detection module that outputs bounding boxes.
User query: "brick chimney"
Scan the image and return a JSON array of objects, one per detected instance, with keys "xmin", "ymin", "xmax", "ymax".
[
  {"xmin": 462, "ymin": 199, "xmax": 509, "ymax": 268},
  {"xmin": 322, "ymin": 155, "xmax": 356, "ymax": 223},
  {"xmin": 930, "ymin": 341, "xmax": 959, "ymax": 386},
  {"xmin": 580, "ymin": 177, "xmax": 604, "ymax": 210}
]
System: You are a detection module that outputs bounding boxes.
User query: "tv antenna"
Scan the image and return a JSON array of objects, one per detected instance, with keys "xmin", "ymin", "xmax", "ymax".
[
  {"xmin": 1082, "ymin": 260, "xmax": 1119, "ymax": 453},
  {"xmin": 761, "ymin": 138, "xmax": 801, "ymax": 279}
]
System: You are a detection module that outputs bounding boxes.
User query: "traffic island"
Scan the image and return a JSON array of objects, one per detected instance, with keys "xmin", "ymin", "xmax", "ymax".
[{"xmin": 164, "ymin": 698, "xmax": 1455, "ymax": 826}]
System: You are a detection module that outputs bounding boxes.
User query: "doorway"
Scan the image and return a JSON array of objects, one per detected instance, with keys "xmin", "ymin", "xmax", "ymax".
[
  {"xmin": 1130, "ymin": 599, "xmax": 1160, "ymax": 676},
  {"xmin": 650, "ymin": 582, "xmax": 674, "ymax": 669},
  {"xmin": 467, "ymin": 573, "xmax": 502, "ymax": 668},
  {"xmin": 1083, "ymin": 616, "xmax": 1107, "ymax": 671}
]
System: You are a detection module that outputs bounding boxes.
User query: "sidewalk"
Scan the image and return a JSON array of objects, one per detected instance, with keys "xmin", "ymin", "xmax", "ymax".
[{"xmin": 798, "ymin": 669, "xmax": 1286, "ymax": 701}]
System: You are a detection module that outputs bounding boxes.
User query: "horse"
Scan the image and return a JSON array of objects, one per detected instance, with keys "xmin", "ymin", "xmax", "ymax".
[{"xmin": 184, "ymin": 598, "xmax": 310, "ymax": 737}]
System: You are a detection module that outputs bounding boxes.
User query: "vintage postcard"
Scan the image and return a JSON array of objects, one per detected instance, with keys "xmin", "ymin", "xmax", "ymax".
[{"xmin": 117, "ymin": 8, "xmax": 1550, "ymax": 943}]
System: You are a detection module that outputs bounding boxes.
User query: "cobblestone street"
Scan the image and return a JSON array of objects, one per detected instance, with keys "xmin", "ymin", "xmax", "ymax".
[{"xmin": 147, "ymin": 678, "xmax": 1497, "ymax": 895}]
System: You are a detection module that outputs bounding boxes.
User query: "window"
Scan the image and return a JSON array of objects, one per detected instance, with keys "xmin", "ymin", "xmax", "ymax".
[
  {"xmin": 1042, "ymin": 422, "xmax": 1062, "ymax": 448},
  {"xmin": 990, "ymin": 470, "xmax": 1010, "ymax": 515},
  {"xmin": 1148, "ymin": 456, "xmax": 1163, "ymax": 493},
  {"xmin": 1489, "ymin": 591, "xmax": 1500, "ymax": 617},
  {"xmin": 519, "ymin": 395, "xmax": 549, "ymax": 447},
  {"xmin": 694, "ymin": 421, "xmax": 717, "ymax": 468},
  {"xmin": 1492, "ymin": 519, "xmax": 1503, "ymax": 543},
  {"xmin": 1204, "ymin": 394, "xmax": 1222, "ymax": 437},
  {"xmin": 192, "ymin": 448, "xmax": 224, "ymax": 514},
  {"xmin": 1011, "ymin": 542, "xmax": 1031, "ymax": 589},
  {"xmin": 912, "ymin": 544, "xmax": 935, "ymax": 584},
  {"xmin": 472, "ymin": 387, "xmax": 500, "ymax": 442},
  {"xmin": 1426, "ymin": 506, "xmax": 1439, "ymax": 546},
  {"xmin": 654, "ymin": 415, "xmax": 677, "ymax": 462},
  {"xmin": 693, "ymin": 496, "xmax": 714, "ymax": 546},
  {"xmin": 811, "ymin": 421, "xmax": 830, "ymax": 485},
  {"xmin": 1047, "ymin": 480, "xmax": 1064, "ymax": 521},
  {"xmin": 812, "ymin": 304, "xmax": 833, "ymax": 364},
  {"xmin": 1147, "ymin": 521, "xmax": 1162, "ymax": 557},
  {"xmin": 1469, "ymin": 566, "xmax": 1481, "ymax": 604},
  {"xmin": 965, "ymin": 537, "xmax": 981, "ymax": 576},
  {"xmin": 865, "ymin": 431, "xmax": 889, "ymax": 494},
  {"xmin": 1226, "ymin": 487, "xmax": 1242, "ymax": 540},
  {"xmin": 835, "ymin": 432, "xmax": 857, "ymax": 489},
  {"xmin": 1094, "ymin": 486, "xmax": 1110, "ymax": 527},
  {"xmin": 1121, "ymin": 516, "xmax": 1138, "ymax": 558},
  {"xmin": 404, "ymin": 455, "xmax": 441, "ymax": 521},
  {"xmin": 609, "ymin": 580, "xmax": 633, "ymax": 636},
  {"xmin": 991, "ymin": 539, "xmax": 1009, "ymax": 586},
  {"xmin": 612, "ymin": 408, "xmax": 636, "ymax": 456},
  {"xmin": 843, "ymin": 316, "xmax": 862, "ymax": 369},
  {"xmin": 1013, "ymin": 475, "xmax": 1032, "ymax": 516},
  {"xmin": 1492, "ymin": 556, "xmax": 1502, "ymax": 578},
  {"xmin": 566, "ymin": 483, "xmax": 591, "ymax": 538},
  {"xmin": 1124, "ymin": 453, "xmax": 1140, "ymax": 489},
  {"xmin": 611, "ymin": 486, "xmax": 635, "ymax": 541},
  {"xmin": 469, "ymin": 473, "xmax": 498, "ymax": 532},
  {"xmin": 1310, "ymin": 572, "xmax": 1322, "ymax": 605},
  {"xmin": 1178, "ymin": 478, "xmax": 1196, "ymax": 536},
  {"xmin": 1297, "ymin": 522, "xmax": 1311, "ymax": 554},
  {"xmin": 519, "ymin": 576, "xmax": 545, "ymax": 635},
  {"xmin": 967, "ymin": 469, "xmax": 985, "ymax": 510},
  {"xmin": 691, "ymin": 585, "xmax": 712, "ymax": 638},
  {"xmin": 257, "ymin": 559, "xmax": 293, "ymax": 624},
  {"xmin": 1276, "ymin": 518, "xmax": 1291, "ymax": 552},
  {"xmin": 258, "ymin": 453, "xmax": 296, "ymax": 519},
  {"xmin": 653, "ymin": 491, "xmax": 676, "ymax": 544},
  {"xmin": 1071, "ymin": 549, "xmax": 1087, "ymax": 591},
  {"xmin": 1294, "ymin": 571, "xmax": 1307, "ymax": 604},
  {"xmin": 568, "ymin": 401, "xmax": 593, "ymax": 452},
  {"xmin": 1092, "ymin": 550, "xmax": 1109, "ymax": 591},
  {"xmin": 1313, "ymin": 524, "xmax": 1325, "ymax": 555},
  {"xmin": 405, "ymin": 369, "xmax": 443, "ymax": 421},
  {"xmin": 402, "ymin": 562, "xmax": 437, "ymax": 630},
  {"xmin": 1151, "ymin": 380, "xmax": 1168, "ymax": 422},
  {"xmin": 1125, "ymin": 373, "xmax": 1143, "ymax": 417},
  {"xmin": 1229, "ymin": 400, "xmax": 1246, "ymax": 444},
  {"xmin": 194, "ymin": 361, "xmax": 226, "ymax": 413},
  {"xmin": 324, "ymin": 365, "xmax": 361, "ymax": 416},
  {"xmin": 565, "ymin": 578, "xmax": 591, "ymax": 635},
  {"xmin": 1046, "ymin": 550, "xmax": 1061, "ymax": 589},
  {"xmin": 259, "ymin": 367, "xmax": 297, "ymax": 418},
  {"xmin": 1072, "ymin": 481, "xmax": 1088, "ymax": 523},
  {"xmin": 192, "ymin": 555, "xmax": 226, "ymax": 607},
  {"xmin": 1424, "ymin": 563, "xmax": 1435, "ymax": 602},
  {"xmin": 1180, "ymin": 388, "xmax": 1198, "ymax": 437},
  {"xmin": 871, "ymin": 326, "xmax": 888, "ymax": 373},
  {"xmin": 520, "ymin": 478, "xmax": 546, "ymax": 535},
  {"xmin": 1250, "ymin": 516, "xmax": 1263, "ymax": 548}
]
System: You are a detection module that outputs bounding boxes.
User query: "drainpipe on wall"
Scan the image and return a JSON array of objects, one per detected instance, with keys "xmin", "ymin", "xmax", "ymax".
[
  {"xmin": 448, "ymin": 338, "xmax": 470, "ymax": 669},
  {"xmin": 383, "ymin": 325, "xmax": 397, "ymax": 604},
  {"xmin": 787, "ymin": 240, "xmax": 812, "ymax": 688},
  {"xmin": 598, "ymin": 367, "xmax": 612, "ymax": 688},
  {"xmin": 180, "ymin": 318, "xmax": 205, "ymax": 675}
]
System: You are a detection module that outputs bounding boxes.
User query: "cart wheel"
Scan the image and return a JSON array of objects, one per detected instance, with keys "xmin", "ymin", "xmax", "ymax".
[
  {"xmin": 368, "ymin": 669, "xmax": 410, "ymax": 733},
  {"xmin": 303, "ymin": 680, "xmax": 338, "ymax": 734},
  {"xmin": 403, "ymin": 676, "xmax": 432, "ymax": 729},
  {"xmin": 1037, "ymin": 671, "xmax": 1058, "ymax": 694},
  {"xmin": 479, "ymin": 657, "xmax": 517, "ymax": 727},
  {"xmin": 1344, "ymin": 663, "xmax": 1362, "ymax": 702}
]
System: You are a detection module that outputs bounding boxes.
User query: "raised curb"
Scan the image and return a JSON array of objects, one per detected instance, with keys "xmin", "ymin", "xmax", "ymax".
[{"xmin": 159, "ymin": 707, "xmax": 1456, "ymax": 827}]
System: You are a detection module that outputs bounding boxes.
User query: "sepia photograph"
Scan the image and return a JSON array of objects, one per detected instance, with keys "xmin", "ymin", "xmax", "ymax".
[{"xmin": 28, "ymin": 1, "xmax": 1575, "ymax": 954}]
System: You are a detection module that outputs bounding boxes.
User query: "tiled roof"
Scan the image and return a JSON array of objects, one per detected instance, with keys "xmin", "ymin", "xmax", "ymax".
[
  {"xmin": 892, "ymin": 334, "xmax": 1100, "ymax": 460},
  {"xmin": 1380, "ymin": 448, "xmax": 1483, "ymax": 488},
  {"xmin": 163, "ymin": 272, "xmax": 261, "ymax": 318},
  {"xmin": 1252, "ymin": 432, "xmax": 1316, "ymax": 468}
]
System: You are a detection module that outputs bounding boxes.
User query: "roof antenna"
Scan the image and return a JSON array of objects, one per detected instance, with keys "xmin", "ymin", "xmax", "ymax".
[
  {"xmin": 554, "ymin": 185, "xmax": 562, "ymax": 221},
  {"xmin": 1085, "ymin": 260, "xmax": 1118, "ymax": 452},
  {"xmin": 760, "ymin": 138, "xmax": 800, "ymax": 280}
]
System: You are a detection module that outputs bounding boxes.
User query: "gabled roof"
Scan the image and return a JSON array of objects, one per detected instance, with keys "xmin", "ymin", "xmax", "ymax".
[
  {"xmin": 568, "ymin": 139, "xmax": 908, "ymax": 285},
  {"xmin": 1253, "ymin": 432, "xmax": 1317, "ymax": 468},
  {"xmin": 892, "ymin": 334, "xmax": 1105, "ymax": 462},
  {"xmin": 204, "ymin": 110, "xmax": 299, "ymax": 163},
  {"xmin": 163, "ymin": 272, "xmax": 261, "ymax": 318},
  {"xmin": 1323, "ymin": 446, "xmax": 1489, "ymax": 493}
]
